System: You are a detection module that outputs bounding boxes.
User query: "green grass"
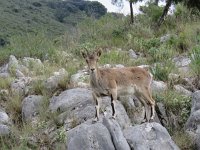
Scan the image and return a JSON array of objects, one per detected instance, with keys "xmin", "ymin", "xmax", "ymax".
[
  {"xmin": 190, "ymin": 45, "xmax": 200, "ymax": 77},
  {"xmin": 154, "ymin": 90, "xmax": 191, "ymax": 128}
]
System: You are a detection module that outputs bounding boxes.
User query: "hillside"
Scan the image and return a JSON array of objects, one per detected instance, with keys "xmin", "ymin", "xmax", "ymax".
[{"xmin": 0, "ymin": 0, "xmax": 107, "ymax": 46}]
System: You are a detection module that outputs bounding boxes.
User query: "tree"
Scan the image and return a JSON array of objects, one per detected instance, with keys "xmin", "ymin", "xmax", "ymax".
[
  {"xmin": 157, "ymin": 0, "xmax": 200, "ymax": 27},
  {"xmin": 112, "ymin": 0, "xmax": 142, "ymax": 24},
  {"xmin": 157, "ymin": 0, "xmax": 172, "ymax": 27}
]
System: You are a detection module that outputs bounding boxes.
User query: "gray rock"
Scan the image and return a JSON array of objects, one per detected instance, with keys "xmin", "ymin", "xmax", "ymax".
[
  {"xmin": 185, "ymin": 91, "xmax": 200, "ymax": 132},
  {"xmin": 124, "ymin": 122, "xmax": 180, "ymax": 150},
  {"xmin": 63, "ymin": 104, "xmax": 96, "ymax": 130},
  {"xmin": 191, "ymin": 91, "xmax": 200, "ymax": 113},
  {"xmin": 0, "ymin": 124, "xmax": 10, "ymax": 136},
  {"xmin": 156, "ymin": 102, "xmax": 169, "ymax": 127},
  {"xmin": 22, "ymin": 57, "xmax": 43, "ymax": 70},
  {"xmin": 44, "ymin": 68, "xmax": 68, "ymax": 92},
  {"xmin": 0, "ymin": 110, "xmax": 10, "ymax": 125},
  {"xmin": 119, "ymin": 95, "xmax": 145, "ymax": 124},
  {"xmin": 185, "ymin": 110, "xmax": 200, "ymax": 131},
  {"xmin": 11, "ymin": 77, "xmax": 31, "ymax": 96},
  {"xmin": 102, "ymin": 99, "xmax": 131, "ymax": 129},
  {"xmin": 172, "ymin": 56, "xmax": 191, "ymax": 67},
  {"xmin": 115, "ymin": 64, "xmax": 124, "ymax": 68},
  {"xmin": 49, "ymin": 88, "xmax": 93, "ymax": 113},
  {"xmin": 50, "ymin": 88, "xmax": 131, "ymax": 130},
  {"xmin": 102, "ymin": 117, "xmax": 130, "ymax": 150},
  {"xmin": 70, "ymin": 70, "xmax": 90, "ymax": 88},
  {"xmin": 67, "ymin": 123, "xmax": 115, "ymax": 150},
  {"xmin": 160, "ymin": 34, "xmax": 171, "ymax": 43},
  {"xmin": 129, "ymin": 49, "xmax": 138, "ymax": 59},
  {"xmin": 0, "ymin": 64, "xmax": 8, "ymax": 73},
  {"xmin": 8, "ymin": 55, "xmax": 19, "ymax": 74},
  {"xmin": 196, "ymin": 126, "xmax": 200, "ymax": 149},
  {"xmin": 22, "ymin": 95, "xmax": 44, "ymax": 122},
  {"xmin": 0, "ymin": 73, "xmax": 10, "ymax": 78},
  {"xmin": 151, "ymin": 80, "xmax": 167, "ymax": 93},
  {"xmin": 174, "ymin": 84, "xmax": 192, "ymax": 97}
]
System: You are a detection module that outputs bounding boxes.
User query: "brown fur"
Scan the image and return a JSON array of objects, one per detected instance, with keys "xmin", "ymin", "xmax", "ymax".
[{"xmin": 82, "ymin": 50, "xmax": 155, "ymax": 122}]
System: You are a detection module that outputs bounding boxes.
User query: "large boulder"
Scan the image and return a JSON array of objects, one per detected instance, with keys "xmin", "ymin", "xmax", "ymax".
[
  {"xmin": 66, "ymin": 122, "xmax": 115, "ymax": 150},
  {"xmin": 49, "ymin": 88, "xmax": 93, "ymax": 113},
  {"xmin": 70, "ymin": 69, "xmax": 90, "ymax": 88},
  {"xmin": 102, "ymin": 117, "xmax": 130, "ymax": 150},
  {"xmin": 0, "ymin": 124, "xmax": 10, "ymax": 136},
  {"xmin": 8, "ymin": 55, "xmax": 29, "ymax": 77},
  {"xmin": 0, "ymin": 109, "xmax": 11, "ymax": 125},
  {"xmin": 102, "ymin": 99, "xmax": 131, "ymax": 129},
  {"xmin": 185, "ymin": 91, "xmax": 200, "ymax": 131},
  {"xmin": 44, "ymin": 68, "xmax": 68, "ymax": 93},
  {"xmin": 0, "ymin": 108, "xmax": 11, "ymax": 136},
  {"xmin": 172, "ymin": 56, "xmax": 191, "ymax": 75},
  {"xmin": 174, "ymin": 84, "xmax": 192, "ymax": 97},
  {"xmin": 119, "ymin": 95, "xmax": 145, "ymax": 124},
  {"xmin": 50, "ymin": 88, "xmax": 131, "ymax": 130},
  {"xmin": 124, "ymin": 122, "xmax": 180, "ymax": 150},
  {"xmin": 11, "ymin": 77, "xmax": 31, "ymax": 96},
  {"xmin": 151, "ymin": 80, "xmax": 167, "ymax": 93},
  {"xmin": 22, "ymin": 95, "xmax": 44, "ymax": 122}
]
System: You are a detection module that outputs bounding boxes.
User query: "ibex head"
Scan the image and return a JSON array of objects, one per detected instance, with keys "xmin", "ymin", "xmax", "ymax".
[{"xmin": 81, "ymin": 49, "xmax": 102, "ymax": 73}]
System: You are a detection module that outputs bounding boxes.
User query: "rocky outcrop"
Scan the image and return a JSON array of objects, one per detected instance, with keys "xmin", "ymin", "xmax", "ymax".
[
  {"xmin": 186, "ymin": 91, "xmax": 200, "ymax": 131},
  {"xmin": 102, "ymin": 118, "xmax": 130, "ymax": 150},
  {"xmin": 0, "ymin": 108, "xmax": 11, "ymax": 136},
  {"xmin": 67, "ymin": 122, "xmax": 115, "ymax": 150},
  {"xmin": 49, "ymin": 88, "xmax": 131, "ymax": 130},
  {"xmin": 22, "ymin": 95, "xmax": 44, "ymax": 122},
  {"xmin": 124, "ymin": 122, "xmax": 180, "ymax": 150},
  {"xmin": 151, "ymin": 80, "xmax": 167, "ymax": 93},
  {"xmin": 185, "ymin": 91, "xmax": 200, "ymax": 149},
  {"xmin": 44, "ymin": 68, "xmax": 68, "ymax": 93}
]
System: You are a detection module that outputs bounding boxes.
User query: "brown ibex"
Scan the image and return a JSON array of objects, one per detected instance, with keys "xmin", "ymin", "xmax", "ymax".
[{"xmin": 82, "ymin": 49, "xmax": 155, "ymax": 122}]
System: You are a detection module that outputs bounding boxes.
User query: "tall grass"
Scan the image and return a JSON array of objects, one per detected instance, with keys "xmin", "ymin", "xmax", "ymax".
[{"xmin": 0, "ymin": 32, "xmax": 59, "ymax": 65}]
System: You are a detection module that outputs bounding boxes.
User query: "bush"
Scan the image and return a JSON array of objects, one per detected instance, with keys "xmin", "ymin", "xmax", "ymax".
[
  {"xmin": 155, "ymin": 90, "xmax": 191, "ymax": 128},
  {"xmin": 150, "ymin": 60, "xmax": 175, "ymax": 81},
  {"xmin": 190, "ymin": 45, "xmax": 200, "ymax": 77},
  {"xmin": 148, "ymin": 45, "xmax": 175, "ymax": 63}
]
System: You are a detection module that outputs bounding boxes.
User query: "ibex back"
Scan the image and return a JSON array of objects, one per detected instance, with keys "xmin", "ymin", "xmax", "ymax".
[{"xmin": 82, "ymin": 49, "xmax": 155, "ymax": 122}]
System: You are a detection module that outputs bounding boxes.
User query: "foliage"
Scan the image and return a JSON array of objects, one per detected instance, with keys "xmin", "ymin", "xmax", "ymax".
[
  {"xmin": 155, "ymin": 90, "xmax": 191, "ymax": 128},
  {"xmin": 0, "ymin": 33, "xmax": 58, "ymax": 64},
  {"xmin": 150, "ymin": 60, "xmax": 175, "ymax": 81},
  {"xmin": 190, "ymin": 45, "xmax": 200, "ymax": 77},
  {"xmin": 172, "ymin": 131, "xmax": 196, "ymax": 150},
  {"xmin": 140, "ymin": 3, "xmax": 163, "ymax": 23}
]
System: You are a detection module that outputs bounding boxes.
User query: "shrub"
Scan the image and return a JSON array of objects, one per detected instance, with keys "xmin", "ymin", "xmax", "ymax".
[
  {"xmin": 190, "ymin": 45, "xmax": 200, "ymax": 77},
  {"xmin": 155, "ymin": 90, "xmax": 191, "ymax": 128},
  {"xmin": 150, "ymin": 60, "xmax": 175, "ymax": 82}
]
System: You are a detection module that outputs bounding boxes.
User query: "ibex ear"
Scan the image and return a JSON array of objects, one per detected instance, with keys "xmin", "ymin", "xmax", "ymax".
[
  {"xmin": 81, "ymin": 51, "xmax": 87, "ymax": 59},
  {"xmin": 96, "ymin": 49, "xmax": 102, "ymax": 57}
]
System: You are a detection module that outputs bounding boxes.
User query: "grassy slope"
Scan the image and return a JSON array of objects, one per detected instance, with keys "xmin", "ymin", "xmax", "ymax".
[{"xmin": 0, "ymin": 0, "xmax": 67, "ymax": 38}]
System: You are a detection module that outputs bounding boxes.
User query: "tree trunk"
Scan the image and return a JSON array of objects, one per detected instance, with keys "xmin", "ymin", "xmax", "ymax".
[
  {"xmin": 129, "ymin": 1, "xmax": 134, "ymax": 24},
  {"xmin": 157, "ymin": 0, "xmax": 172, "ymax": 27},
  {"xmin": 154, "ymin": 0, "xmax": 159, "ymax": 5}
]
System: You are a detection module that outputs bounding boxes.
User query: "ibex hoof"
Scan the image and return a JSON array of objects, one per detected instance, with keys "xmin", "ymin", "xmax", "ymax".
[
  {"xmin": 149, "ymin": 118, "xmax": 154, "ymax": 123},
  {"xmin": 92, "ymin": 118, "xmax": 98, "ymax": 123},
  {"xmin": 141, "ymin": 118, "xmax": 147, "ymax": 124},
  {"xmin": 111, "ymin": 115, "xmax": 116, "ymax": 120}
]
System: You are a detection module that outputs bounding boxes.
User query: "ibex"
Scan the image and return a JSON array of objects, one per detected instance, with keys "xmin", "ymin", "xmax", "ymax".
[{"xmin": 82, "ymin": 49, "xmax": 155, "ymax": 122}]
